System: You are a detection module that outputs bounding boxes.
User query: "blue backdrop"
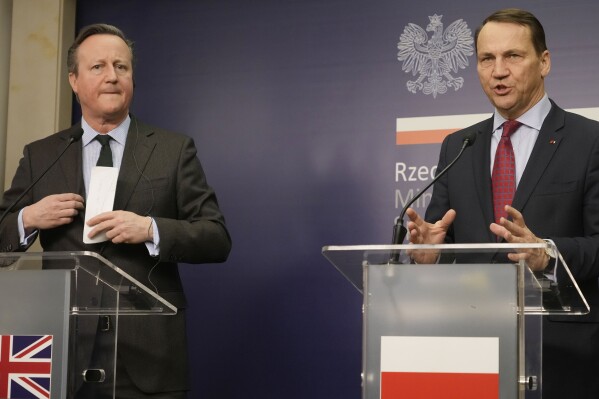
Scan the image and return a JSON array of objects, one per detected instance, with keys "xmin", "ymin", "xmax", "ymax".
[{"xmin": 75, "ymin": 1, "xmax": 599, "ymax": 397}]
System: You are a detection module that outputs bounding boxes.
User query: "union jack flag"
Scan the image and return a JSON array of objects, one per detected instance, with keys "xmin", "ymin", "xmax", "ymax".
[{"xmin": 0, "ymin": 335, "xmax": 52, "ymax": 399}]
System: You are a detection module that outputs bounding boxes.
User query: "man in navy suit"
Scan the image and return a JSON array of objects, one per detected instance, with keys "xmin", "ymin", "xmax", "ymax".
[
  {"xmin": 0, "ymin": 24, "xmax": 231, "ymax": 398},
  {"xmin": 406, "ymin": 9, "xmax": 599, "ymax": 398}
]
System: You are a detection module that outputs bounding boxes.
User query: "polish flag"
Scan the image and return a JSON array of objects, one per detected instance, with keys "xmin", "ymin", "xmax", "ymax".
[{"xmin": 380, "ymin": 336, "xmax": 499, "ymax": 399}]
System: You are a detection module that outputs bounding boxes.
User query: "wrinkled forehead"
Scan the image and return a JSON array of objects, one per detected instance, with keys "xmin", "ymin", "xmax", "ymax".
[
  {"xmin": 77, "ymin": 34, "xmax": 133, "ymax": 63},
  {"xmin": 476, "ymin": 22, "xmax": 534, "ymax": 54}
]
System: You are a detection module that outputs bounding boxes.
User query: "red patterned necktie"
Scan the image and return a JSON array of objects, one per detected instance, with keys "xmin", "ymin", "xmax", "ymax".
[{"xmin": 492, "ymin": 120, "xmax": 521, "ymax": 224}]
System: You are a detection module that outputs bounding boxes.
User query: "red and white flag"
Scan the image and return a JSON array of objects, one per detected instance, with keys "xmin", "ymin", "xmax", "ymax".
[{"xmin": 380, "ymin": 336, "xmax": 499, "ymax": 399}]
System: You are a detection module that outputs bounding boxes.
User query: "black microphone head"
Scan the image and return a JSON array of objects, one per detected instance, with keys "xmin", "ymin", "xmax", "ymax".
[
  {"xmin": 69, "ymin": 128, "xmax": 84, "ymax": 142},
  {"xmin": 463, "ymin": 131, "xmax": 477, "ymax": 147}
]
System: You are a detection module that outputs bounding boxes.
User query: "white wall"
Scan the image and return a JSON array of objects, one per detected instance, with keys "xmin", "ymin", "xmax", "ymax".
[
  {"xmin": 0, "ymin": 0, "xmax": 13, "ymax": 190},
  {"xmin": 3, "ymin": 0, "xmax": 76, "ymax": 188}
]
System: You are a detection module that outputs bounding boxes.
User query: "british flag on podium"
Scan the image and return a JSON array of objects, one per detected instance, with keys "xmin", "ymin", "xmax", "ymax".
[{"xmin": 0, "ymin": 335, "xmax": 53, "ymax": 399}]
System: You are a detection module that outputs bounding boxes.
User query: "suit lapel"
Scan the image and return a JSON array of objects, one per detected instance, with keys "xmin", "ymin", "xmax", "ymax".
[
  {"xmin": 57, "ymin": 125, "xmax": 84, "ymax": 197},
  {"xmin": 512, "ymin": 104, "xmax": 564, "ymax": 212},
  {"xmin": 113, "ymin": 117, "xmax": 157, "ymax": 210},
  {"xmin": 472, "ymin": 118, "xmax": 496, "ymax": 241}
]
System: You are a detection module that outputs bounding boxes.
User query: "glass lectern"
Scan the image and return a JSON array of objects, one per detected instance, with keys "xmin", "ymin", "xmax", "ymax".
[
  {"xmin": 322, "ymin": 243, "xmax": 588, "ymax": 399},
  {"xmin": 0, "ymin": 251, "xmax": 176, "ymax": 399}
]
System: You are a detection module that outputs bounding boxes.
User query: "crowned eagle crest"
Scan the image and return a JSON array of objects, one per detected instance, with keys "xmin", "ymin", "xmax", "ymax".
[{"xmin": 397, "ymin": 14, "xmax": 474, "ymax": 98}]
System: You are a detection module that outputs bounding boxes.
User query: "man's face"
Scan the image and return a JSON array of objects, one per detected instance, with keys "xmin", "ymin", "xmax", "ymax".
[
  {"xmin": 476, "ymin": 22, "xmax": 550, "ymax": 120},
  {"xmin": 68, "ymin": 34, "xmax": 134, "ymax": 124}
]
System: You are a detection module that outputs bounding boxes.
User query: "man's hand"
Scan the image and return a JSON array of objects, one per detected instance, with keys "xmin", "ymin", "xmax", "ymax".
[
  {"xmin": 489, "ymin": 205, "xmax": 549, "ymax": 271},
  {"xmin": 405, "ymin": 208, "xmax": 456, "ymax": 264},
  {"xmin": 87, "ymin": 211, "xmax": 153, "ymax": 244},
  {"xmin": 22, "ymin": 193, "xmax": 85, "ymax": 233}
]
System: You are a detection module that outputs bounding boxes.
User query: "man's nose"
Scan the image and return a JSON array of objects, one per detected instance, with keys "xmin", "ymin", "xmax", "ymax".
[
  {"xmin": 104, "ymin": 66, "xmax": 118, "ymax": 82},
  {"xmin": 492, "ymin": 58, "xmax": 509, "ymax": 79}
]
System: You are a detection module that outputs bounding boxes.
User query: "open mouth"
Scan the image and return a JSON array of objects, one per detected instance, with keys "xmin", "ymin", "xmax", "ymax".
[{"xmin": 493, "ymin": 85, "xmax": 511, "ymax": 95}]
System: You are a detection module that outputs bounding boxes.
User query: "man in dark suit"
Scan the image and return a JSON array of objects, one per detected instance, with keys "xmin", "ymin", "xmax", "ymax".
[
  {"xmin": 0, "ymin": 24, "xmax": 231, "ymax": 398},
  {"xmin": 406, "ymin": 9, "xmax": 599, "ymax": 399}
]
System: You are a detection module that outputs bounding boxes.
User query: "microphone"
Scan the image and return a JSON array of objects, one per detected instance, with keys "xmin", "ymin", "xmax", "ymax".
[
  {"xmin": 0, "ymin": 128, "xmax": 84, "ymax": 237},
  {"xmin": 390, "ymin": 131, "xmax": 476, "ymax": 261}
]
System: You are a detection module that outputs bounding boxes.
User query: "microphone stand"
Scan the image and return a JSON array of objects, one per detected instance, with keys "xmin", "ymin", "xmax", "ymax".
[
  {"xmin": 0, "ymin": 129, "xmax": 84, "ymax": 237},
  {"xmin": 390, "ymin": 134, "xmax": 475, "ymax": 263}
]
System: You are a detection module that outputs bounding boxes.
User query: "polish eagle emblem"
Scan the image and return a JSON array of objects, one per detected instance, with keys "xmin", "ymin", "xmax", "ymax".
[{"xmin": 397, "ymin": 14, "xmax": 474, "ymax": 98}]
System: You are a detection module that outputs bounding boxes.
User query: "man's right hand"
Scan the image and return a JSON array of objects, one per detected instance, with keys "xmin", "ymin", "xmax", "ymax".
[
  {"xmin": 22, "ymin": 193, "xmax": 85, "ymax": 233},
  {"xmin": 405, "ymin": 208, "xmax": 456, "ymax": 264}
]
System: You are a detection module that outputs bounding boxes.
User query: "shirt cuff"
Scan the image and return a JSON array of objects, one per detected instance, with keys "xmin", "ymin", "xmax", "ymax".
[
  {"xmin": 18, "ymin": 208, "xmax": 38, "ymax": 247},
  {"xmin": 543, "ymin": 238, "xmax": 558, "ymax": 281},
  {"xmin": 144, "ymin": 217, "xmax": 160, "ymax": 256}
]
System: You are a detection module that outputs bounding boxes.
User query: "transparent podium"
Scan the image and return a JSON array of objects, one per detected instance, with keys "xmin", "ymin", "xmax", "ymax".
[
  {"xmin": 322, "ymin": 243, "xmax": 588, "ymax": 399},
  {"xmin": 0, "ymin": 251, "xmax": 176, "ymax": 399}
]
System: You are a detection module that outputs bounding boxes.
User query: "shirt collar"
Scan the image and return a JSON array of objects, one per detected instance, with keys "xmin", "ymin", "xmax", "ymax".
[
  {"xmin": 81, "ymin": 115, "xmax": 131, "ymax": 146},
  {"xmin": 492, "ymin": 94, "xmax": 552, "ymax": 132}
]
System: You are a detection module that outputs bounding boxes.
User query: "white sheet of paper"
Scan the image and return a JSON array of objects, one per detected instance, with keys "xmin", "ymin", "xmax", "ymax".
[{"xmin": 83, "ymin": 166, "xmax": 119, "ymax": 244}]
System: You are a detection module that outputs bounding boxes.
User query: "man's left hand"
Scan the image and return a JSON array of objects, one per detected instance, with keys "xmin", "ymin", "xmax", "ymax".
[
  {"xmin": 87, "ymin": 211, "xmax": 153, "ymax": 244},
  {"xmin": 489, "ymin": 205, "xmax": 549, "ymax": 271}
]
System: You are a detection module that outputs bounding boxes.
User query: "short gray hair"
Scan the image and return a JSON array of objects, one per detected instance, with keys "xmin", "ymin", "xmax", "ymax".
[{"xmin": 67, "ymin": 23, "xmax": 135, "ymax": 75}]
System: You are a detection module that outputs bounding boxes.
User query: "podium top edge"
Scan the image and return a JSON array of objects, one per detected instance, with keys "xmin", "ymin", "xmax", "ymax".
[{"xmin": 322, "ymin": 243, "xmax": 546, "ymax": 252}]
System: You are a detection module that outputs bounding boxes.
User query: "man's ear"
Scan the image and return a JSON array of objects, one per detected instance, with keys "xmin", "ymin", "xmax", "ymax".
[
  {"xmin": 68, "ymin": 72, "xmax": 78, "ymax": 93},
  {"xmin": 540, "ymin": 50, "xmax": 551, "ymax": 78}
]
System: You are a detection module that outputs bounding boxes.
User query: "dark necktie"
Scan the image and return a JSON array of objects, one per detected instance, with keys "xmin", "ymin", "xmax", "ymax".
[
  {"xmin": 492, "ymin": 120, "xmax": 521, "ymax": 224},
  {"xmin": 95, "ymin": 135, "xmax": 113, "ymax": 167}
]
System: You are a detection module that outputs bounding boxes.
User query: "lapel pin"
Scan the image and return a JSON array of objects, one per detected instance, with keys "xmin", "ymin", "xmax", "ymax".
[{"xmin": 549, "ymin": 139, "xmax": 556, "ymax": 144}]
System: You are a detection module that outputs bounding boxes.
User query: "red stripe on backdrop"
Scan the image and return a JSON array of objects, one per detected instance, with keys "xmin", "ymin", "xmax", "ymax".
[
  {"xmin": 396, "ymin": 129, "xmax": 459, "ymax": 145},
  {"xmin": 381, "ymin": 371, "xmax": 499, "ymax": 399}
]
